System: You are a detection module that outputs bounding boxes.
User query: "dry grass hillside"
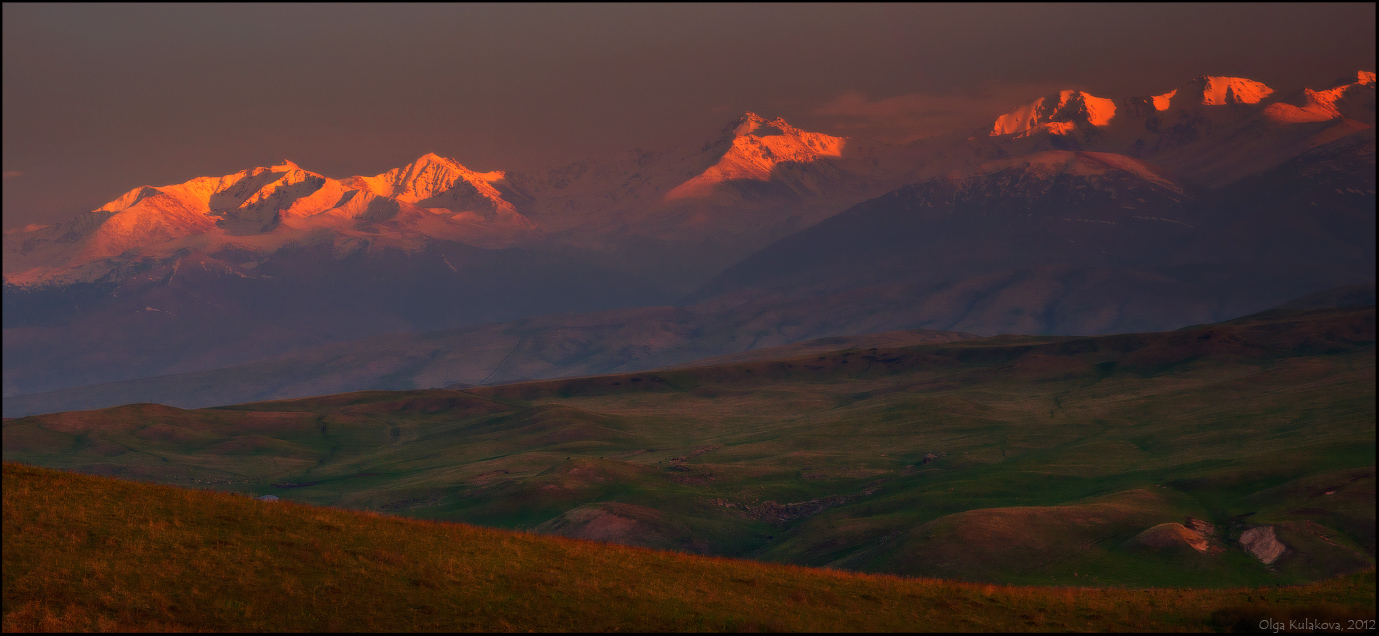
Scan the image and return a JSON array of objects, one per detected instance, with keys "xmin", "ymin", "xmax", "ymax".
[{"xmin": 4, "ymin": 463, "xmax": 1375, "ymax": 632}]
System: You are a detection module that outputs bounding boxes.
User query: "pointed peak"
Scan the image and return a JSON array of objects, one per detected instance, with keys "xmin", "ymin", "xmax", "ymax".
[
  {"xmin": 415, "ymin": 152, "xmax": 452, "ymax": 164},
  {"xmin": 1352, "ymin": 70, "xmax": 1375, "ymax": 86},
  {"xmin": 406, "ymin": 153, "xmax": 504, "ymax": 180},
  {"xmin": 726, "ymin": 112, "xmax": 800, "ymax": 137},
  {"xmin": 272, "ymin": 159, "xmax": 300, "ymax": 170},
  {"xmin": 737, "ymin": 111, "xmax": 766, "ymax": 125},
  {"xmin": 670, "ymin": 113, "xmax": 845, "ymax": 201},
  {"xmin": 409, "ymin": 152, "xmax": 469, "ymax": 171},
  {"xmin": 727, "ymin": 112, "xmax": 767, "ymax": 136}
]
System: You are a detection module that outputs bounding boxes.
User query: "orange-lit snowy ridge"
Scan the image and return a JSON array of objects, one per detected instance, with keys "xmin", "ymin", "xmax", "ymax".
[
  {"xmin": 992, "ymin": 77, "xmax": 1279, "ymax": 135},
  {"xmin": 665, "ymin": 113, "xmax": 846, "ymax": 201},
  {"xmin": 1263, "ymin": 71, "xmax": 1377, "ymax": 124},
  {"xmin": 347, "ymin": 153, "xmax": 515, "ymax": 213},
  {"xmin": 990, "ymin": 75, "xmax": 1346, "ymax": 134},
  {"xmin": 1145, "ymin": 75, "xmax": 1277, "ymax": 112},
  {"xmin": 1194, "ymin": 76, "xmax": 1274, "ymax": 106},
  {"xmin": 3, "ymin": 155, "xmax": 533, "ymax": 286},
  {"xmin": 990, "ymin": 90, "xmax": 1117, "ymax": 137}
]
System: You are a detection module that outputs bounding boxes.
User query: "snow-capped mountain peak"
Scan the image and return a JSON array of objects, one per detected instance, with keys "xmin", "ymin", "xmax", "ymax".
[
  {"xmin": 348, "ymin": 153, "xmax": 515, "ymax": 213},
  {"xmin": 4, "ymin": 155, "xmax": 536, "ymax": 287},
  {"xmin": 730, "ymin": 111, "xmax": 769, "ymax": 136},
  {"xmin": 990, "ymin": 90, "xmax": 1117, "ymax": 137},
  {"xmin": 729, "ymin": 112, "xmax": 800, "ymax": 138},
  {"xmin": 991, "ymin": 76, "xmax": 1279, "ymax": 137},
  {"xmin": 1198, "ymin": 75, "xmax": 1274, "ymax": 105},
  {"xmin": 665, "ymin": 113, "xmax": 847, "ymax": 201},
  {"xmin": 1155, "ymin": 76, "xmax": 1275, "ymax": 109}
]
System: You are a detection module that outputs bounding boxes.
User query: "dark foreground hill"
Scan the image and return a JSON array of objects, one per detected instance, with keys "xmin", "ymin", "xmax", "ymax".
[
  {"xmin": 5, "ymin": 305, "xmax": 1373, "ymax": 589},
  {"xmin": 4, "ymin": 463, "xmax": 1374, "ymax": 632}
]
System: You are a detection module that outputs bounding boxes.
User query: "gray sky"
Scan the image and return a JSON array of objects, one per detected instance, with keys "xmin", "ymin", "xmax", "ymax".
[{"xmin": 4, "ymin": 3, "xmax": 1374, "ymax": 229}]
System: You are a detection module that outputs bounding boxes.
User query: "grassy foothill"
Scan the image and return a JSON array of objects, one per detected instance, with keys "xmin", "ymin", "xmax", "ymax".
[
  {"xmin": 3, "ymin": 462, "xmax": 1375, "ymax": 632},
  {"xmin": 2, "ymin": 306, "xmax": 1375, "ymax": 590}
]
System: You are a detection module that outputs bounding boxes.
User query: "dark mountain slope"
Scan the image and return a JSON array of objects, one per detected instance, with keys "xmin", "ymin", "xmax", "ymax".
[{"xmin": 688, "ymin": 145, "xmax": 1375, "ymax": 335}]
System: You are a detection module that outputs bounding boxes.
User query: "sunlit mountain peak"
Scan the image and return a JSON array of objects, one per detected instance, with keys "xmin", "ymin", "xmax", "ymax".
[
  {"xmin": 990, "ymin": 90, "xmax": 1117, "ymax": 137},
  {"xmin": 732, "ymin": 112, "xmax": 769, "ymax": 136},
  {"xmin": 665, "ymin": 114, "xmax": 847, "ymax": 201},
  {"xmin": 730, "ymin": 112, "xmax": 801, "ymax": 138},
  {"xmin": 4, "ymin": 154, "xmax": 535, "ymax": 286},
  {"xmin": 350, "ymin": 153, "xmax": 514, "ymax": 212},
  {"xmin": 1183, "ymin": 75, "xmax": 1275, "ymax": 106}
]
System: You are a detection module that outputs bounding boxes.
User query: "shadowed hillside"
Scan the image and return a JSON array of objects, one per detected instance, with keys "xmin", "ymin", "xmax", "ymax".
[{"xmin": 4, "ymin": 463, "xmax": 1374, "ymax": 632}]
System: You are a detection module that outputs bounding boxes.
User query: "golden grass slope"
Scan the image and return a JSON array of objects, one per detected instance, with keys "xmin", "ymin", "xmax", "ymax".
[{"xmin": 3, "ymin": 463, "xmax": 1375, "ymax": 632}]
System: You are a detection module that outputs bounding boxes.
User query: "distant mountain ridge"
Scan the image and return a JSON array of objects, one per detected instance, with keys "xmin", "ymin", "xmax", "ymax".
[
  {"xmin": 8, "ymin": 72, "xmax": 1372, "ymax": 289},
  {"xmin": 988, "ymin": 73, "xmax": 1373, "ymax": 139},
  {"xmin": 4, "ymin": 70, "xmax": 1375, "ymax": 408},
  {"xmin": 689, "ymin": 129, "xmax": 1373, "ymax": 331},
  {"xmin": 2, "ymin": 108, "xmax": 925, "ymax": 399},
  {"xmin": 3, "ymin": 281, "xmax": 1371, "ymax": 419},
  {"xmin": 3, "ymin": 155, "xmax": 535, "ymax": 288},
  {"xmin": 3, "ymin": 112, "xmax": 910, "ymax": 290},
  {"xmin": 980, "ymin": 72, "xmax": 1376, "ymax": 188}
]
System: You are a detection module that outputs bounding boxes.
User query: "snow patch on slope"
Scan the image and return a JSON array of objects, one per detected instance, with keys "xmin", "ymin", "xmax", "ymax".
[
  {"xmin": 953, "ymin": 150, "xmax": 1184, "ymax": 195},
  {"xmin": 1152, "ymin": 89, "xmax": 1177, "ymax": 111}
]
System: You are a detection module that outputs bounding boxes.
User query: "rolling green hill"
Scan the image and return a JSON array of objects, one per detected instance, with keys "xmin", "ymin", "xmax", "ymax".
[
  {"xmin": 4, "ymin": 305, "xmax": 1374, "ymax": 588},
  {"xmin": 4, "ymin": 463, "xmax": 1374, "ymax": 632}
]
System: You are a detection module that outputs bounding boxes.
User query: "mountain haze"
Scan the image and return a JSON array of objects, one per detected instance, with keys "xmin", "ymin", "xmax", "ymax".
[{"xmin": 4, "ymin": 70, "xmax": 1375, "ymax": 411}]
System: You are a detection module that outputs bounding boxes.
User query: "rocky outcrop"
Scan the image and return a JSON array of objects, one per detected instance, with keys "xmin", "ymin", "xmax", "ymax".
[{"xmin": 1239, "ymin": 526, "xmax": 1287, "ymax": 564}]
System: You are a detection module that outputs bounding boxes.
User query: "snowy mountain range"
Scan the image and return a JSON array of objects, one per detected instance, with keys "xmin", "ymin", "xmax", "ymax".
[
  {"xmin": 4, "ymin": 111, "xmax": 914, "ymax": 289},
  {"xmin": 7, "ymin": 72, "xmax": 1372, "ymax": 288},
  {"xmin": 4, "ymin": 71, "xmax": 1374, "ymax": 413}
]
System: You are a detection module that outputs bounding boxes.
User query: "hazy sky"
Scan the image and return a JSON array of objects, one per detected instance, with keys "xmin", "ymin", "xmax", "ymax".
[{"xmin": 4, "ymin": 3, "xmax": 1374, "ymax": 229}]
